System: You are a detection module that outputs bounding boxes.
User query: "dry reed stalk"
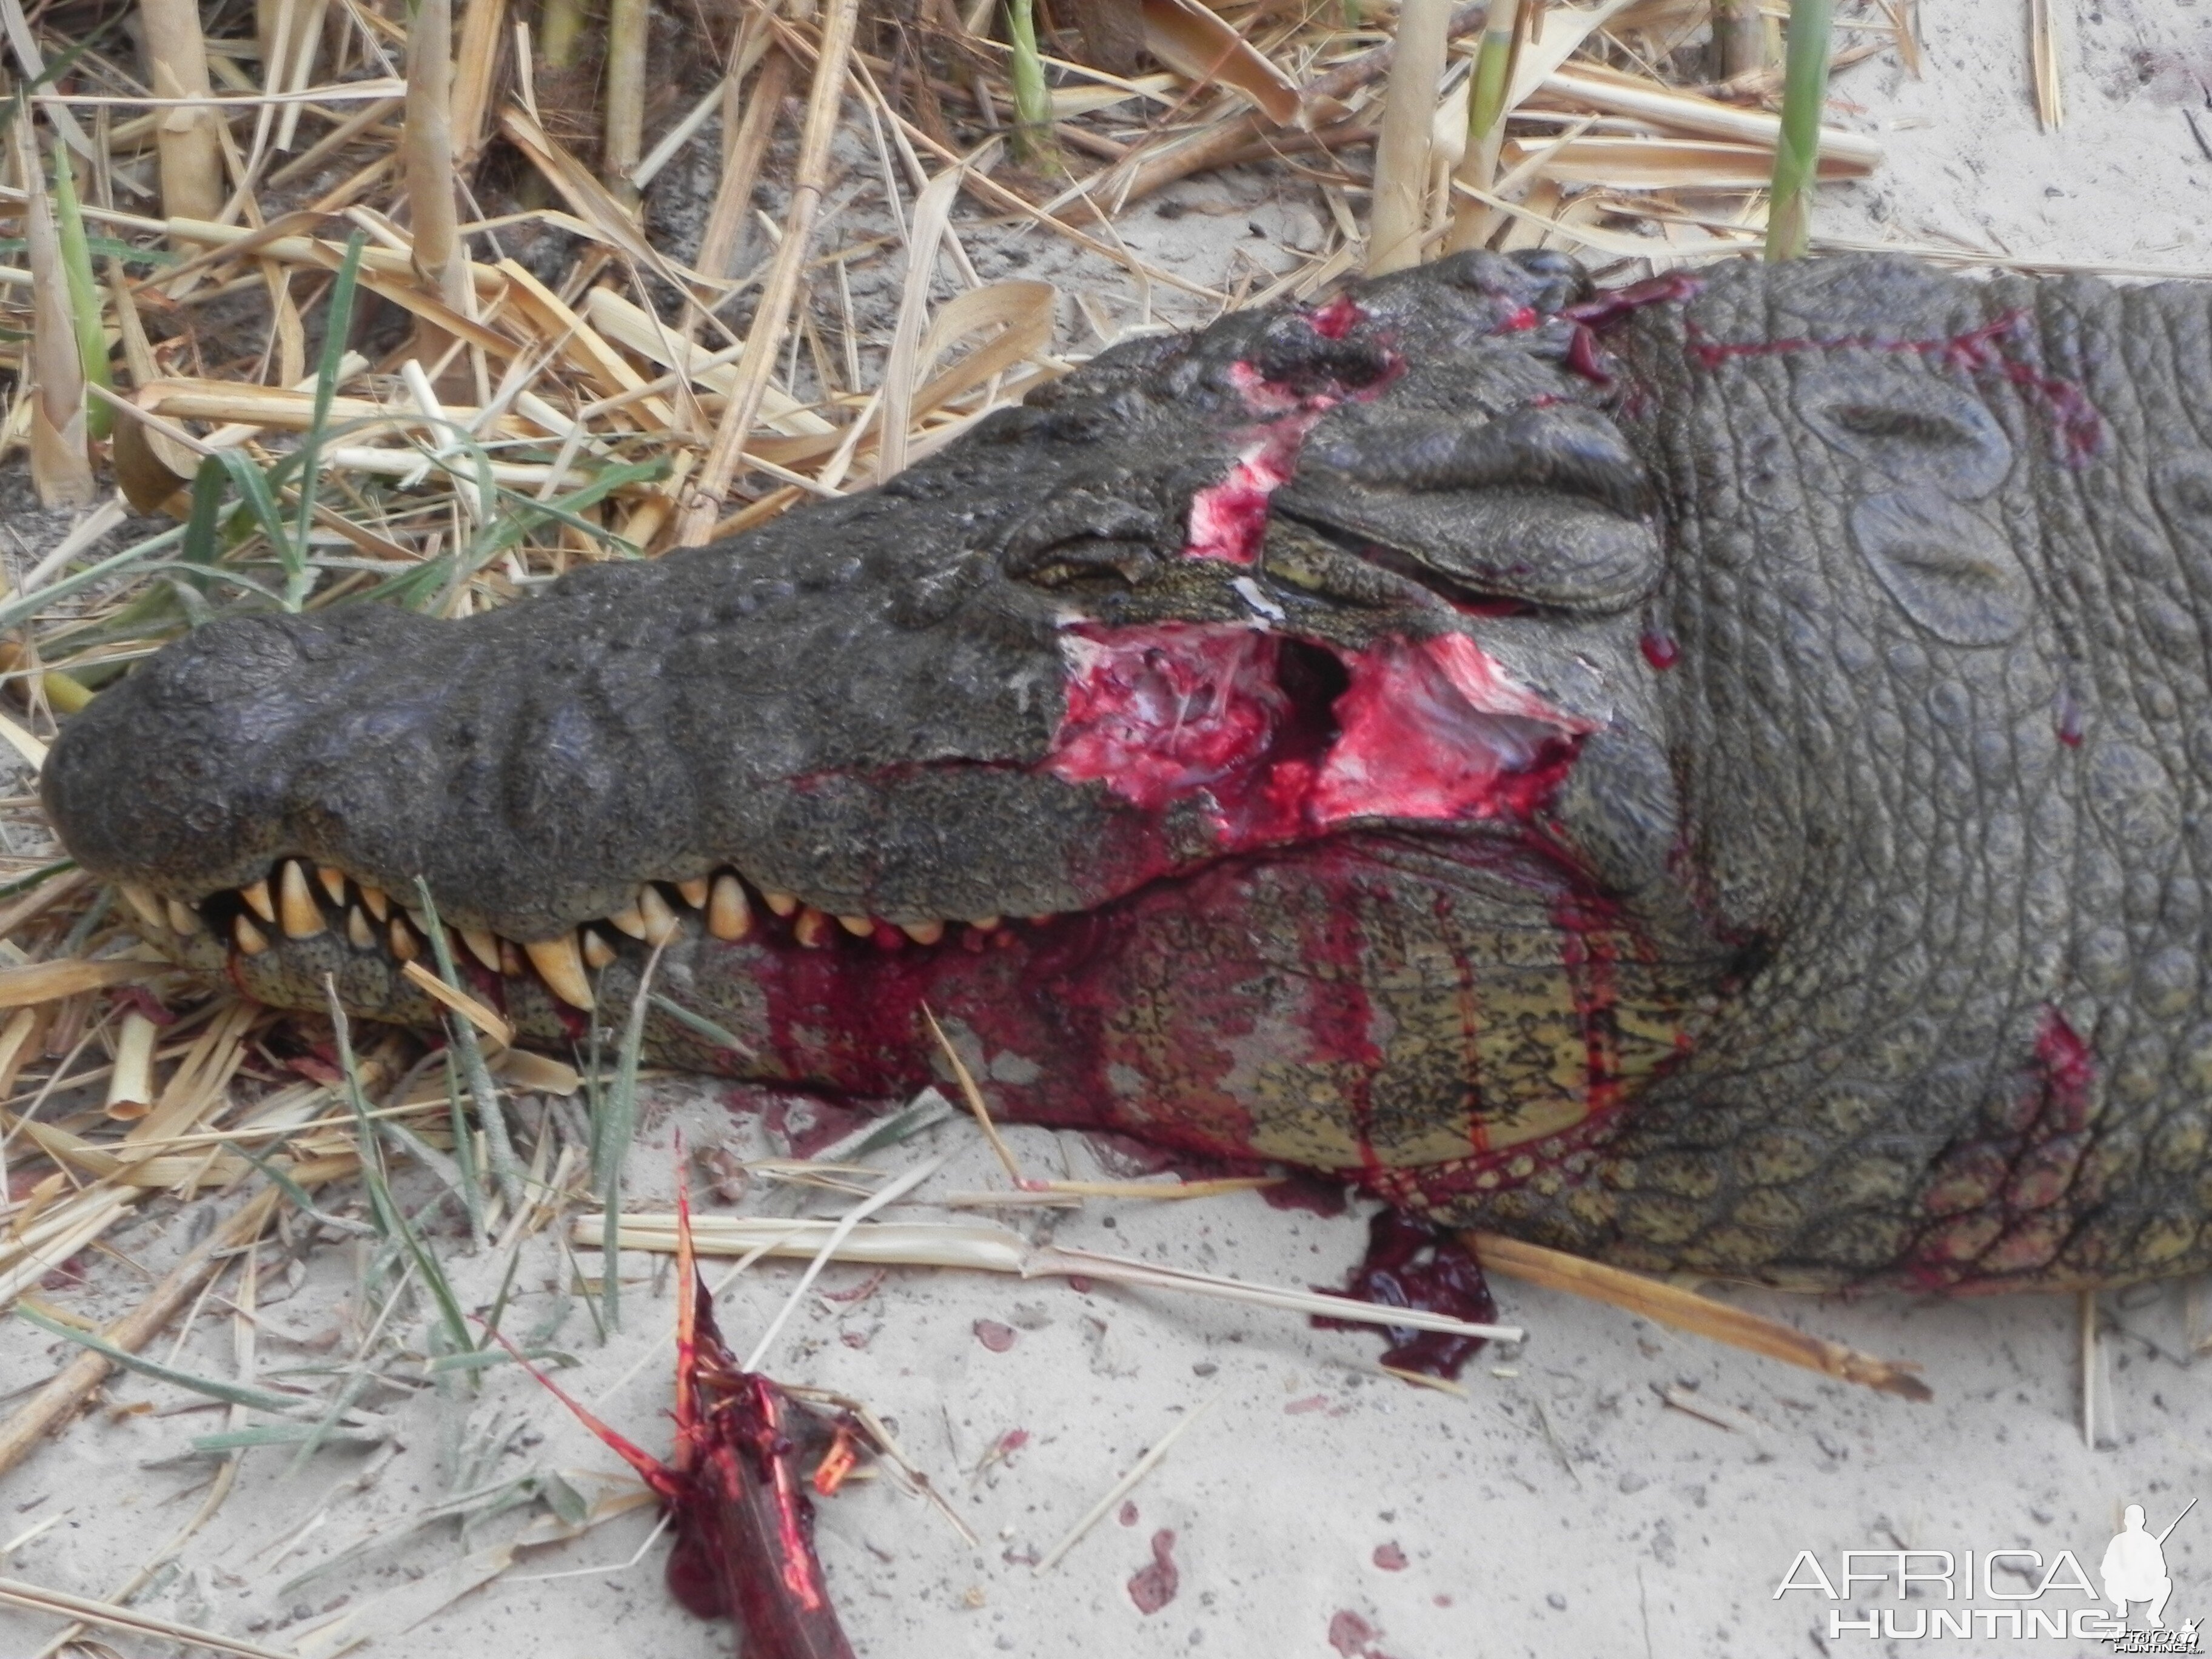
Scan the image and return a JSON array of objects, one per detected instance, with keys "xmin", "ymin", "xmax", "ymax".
[
  {"xmin": 1711, "ymin": 0, "xmax": 1765, "ymax": 79},
  {"xmin": 403, "ymin": 0, "xmax": 472, "ymax": 364},
  {"xmin": 1467, "ymin": 1232, "xmax": 1932, "ymax": 1399},
  {"xmin": 675, "ymin": 0, "xmax": 864, "ymax": 545},
  {"xmin": 139, "ymin": 0, "xmax": 226, "ymax": 228},
  {"xmin": 603, "ymin": 0, "xmax": 648, "ymax": 202},
  {"xmin": 692, "ymin": 41, "xmax": 791, "ymax": 293},
  {"xmin": 102, "ymin": 1011, "xmax": 159, "ymax": 1119},
  {"xmin": 1088, "ymin": 0, "xmax": 1489, "ymax": 220},
  {"xmin": 2028, "ymin": 0, "xmax": 2060, "ymax": 132},
  {"xmin": 0, "ymin": 1185, "xmax": 283, "ymax": 1478},
  {"xmin": 0, "ymin": 1574, "xmax": 297, "ymax": 1659},
  {"xmin": 22, "ymin": 140, "xmax": 96, "ymax": 509},
  {"xmin": 450, "ymin": 0, "xmax": 508, "ymax": 164},
  {"xmin": 1366, "ymin": 0, "xmax": 1452, "ymax": 272},
  {"xmin": 1530, "ymin": 64, "xmax": 1881, "ymax": 169}
]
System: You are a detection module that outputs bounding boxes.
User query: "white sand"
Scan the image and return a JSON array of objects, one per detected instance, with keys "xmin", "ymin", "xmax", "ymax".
[{"xmin": 7, "ymin": 4, "xmax": 2212, "ymax": 1656}]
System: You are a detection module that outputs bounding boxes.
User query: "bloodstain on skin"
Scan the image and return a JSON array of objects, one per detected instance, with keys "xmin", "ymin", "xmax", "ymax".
[
  {"xmin": 1315, "ymin": 1210, "xmax": 1500, "ymax": 1379},
  {"xmin": 1905, "ymin": 1005, "xmax": 2102, "ymax": 1289},
  {"xmin": 1556, "ymin": 270, "xmax": 1710, "ymax": 386},
  {"xmin": 1687, "ymin": 309, "xmax": 2105, "ymax": 465},
  {"xmin": 973, "ymin": 1319, "xmax": 1017, "ymax": 1352},
  {"xmin": 1640, "ymin": 630, "xmax": 1680, "ymax": 670},
  {"xmin": 1127, "ymin": 1529, "xmax": 1181, "ymax": 1614},
  {"xmin": 2055, "ymin": 685, "xmax": 2085, "ymax": 747},
  {"xmin": 1306, "ymin": 293, "xmax": 1364, "ymax": 339}
]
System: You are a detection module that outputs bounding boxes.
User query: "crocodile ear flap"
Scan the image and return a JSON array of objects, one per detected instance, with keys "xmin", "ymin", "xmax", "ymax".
[
  {"xmin": 1850, "ymin": 488, "xmax": 2033, "ymax": 647},
  {"xmin": 1792, "ymin": 360, "xmax": 2015, "ymax": 498},
  {"xmin": 1269, "ymin": 403, "xmax": 1663, "ymax": 613}
]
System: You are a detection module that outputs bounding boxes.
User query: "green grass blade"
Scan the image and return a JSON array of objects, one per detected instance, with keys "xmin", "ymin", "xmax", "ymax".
[
  {"xmin": 326, "ymin": 976, "xmax": 476, "ymax": 1362},
  {"xmin": 17, "ymin": 1303, "xmax": 311, "ymax": 1415},
  {"xmin": 46, "ymin": 148, "xmax": 112, "ymax": 441},
  {"xmin": 411, "ymin": 877, "xmax": 523, "ymax": 1210},
  {"xmin": 0, "ymin": 522, "xmax": 186, "ymax": 634},
  {"xmin": 286, "ymin": 232, "xmax": 367, "ymax": 609},
  {"xmin": 646, "ymin": 991, "xmax": 754, "ymax": 1058},
  {"xmin": 594, "ymin": 945, "xmax": 663, "ymax": 1333},
  {"xmin": 1004, "ymin": 0, "xmax": 1057, "ymax": 169},
  {"xmin": 1765, "ymin": 0, "xmax": 1834, "ymax": 261}
]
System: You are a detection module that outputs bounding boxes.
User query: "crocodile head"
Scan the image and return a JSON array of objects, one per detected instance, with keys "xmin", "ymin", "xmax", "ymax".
[{"xmin": 49, "ymin": 250, "xmax": 2187, "ymax": 1289}]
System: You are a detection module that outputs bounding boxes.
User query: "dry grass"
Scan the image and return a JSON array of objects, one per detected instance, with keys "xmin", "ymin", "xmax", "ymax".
[{"xmin": 0, "ymin": 0, "xmax": 1952, "ymax": 1645}]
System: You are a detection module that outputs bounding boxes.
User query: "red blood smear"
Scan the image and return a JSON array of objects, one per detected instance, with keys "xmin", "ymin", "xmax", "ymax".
[
  {"xmin": 973, "ymin": 1319, "xmax": 1017, "ymax": 1352},
  {"xmin": 1901, "ymin": 1004, "xmax": 2100, "ymax": 1289},
  {"xmin": 1328, "ymin": 1610, "xmax": 1401, "ymax": 1659},
  {"xmin": 2054, "ymin": 685, "xmax": 2083, "ymax": 747},
  {"xmin": 760, "ymin": 1095, "xmax": 871, "ymax": 1159},
  {"xmin": 1262, "ymin": 1171, "xmax": 1352, "ymax": 1216},
  {"xmin": 1285, "ymin": 1395, "xmax": 1332, "ymax": 1415},
  {"xmin": 1127, "ymin": 1529, "xmax": 1181, "ymax": 1614},
  {"xmin": 1640, "ymin": 630, "xmax": 1679, "ymax": 670},
  {"xmin": 1561, "ymin": 270, "xmax": 1707, "ymax": 330},
  {"xmin": 996, "ymin": 1429, "xmax": 1030, "ymax": 1461},
  {"xmin": 1306, "ymin": 293, "xmax": 1364, "ymax": 338},
  {"xmin": 1119, "ymin": 1500, "xmax": 1140, "ymax": 1527},
  {"xmin": 111, "ymin": 985, "xmax": 179, "ymax": 1025},
  {"xmin": 1372, "ymin": 1543, "xmax": 1407, "ymax": 1571},
  {"xmin": 1314, "ymin": 1210, "xmax": 1498, "ymax": 1379},
  {"xmin": 1687, "ymin": 309, "xmax": 2103, "ymax": 465},
  {"xmin": 2033, "ymin": 1007, "xmax": 2094, "ymax": 1130}
]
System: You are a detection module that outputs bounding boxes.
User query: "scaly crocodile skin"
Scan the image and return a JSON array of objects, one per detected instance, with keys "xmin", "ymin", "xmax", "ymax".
[{"xmin": 41, "ymin": 253, "xmax": 2212, "ymax": 1291}]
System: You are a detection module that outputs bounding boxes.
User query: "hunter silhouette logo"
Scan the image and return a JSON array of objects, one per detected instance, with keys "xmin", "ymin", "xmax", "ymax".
[{"xmin": 2102, "ymin": 1502, "xmax": 2189, "ymax": 1629}]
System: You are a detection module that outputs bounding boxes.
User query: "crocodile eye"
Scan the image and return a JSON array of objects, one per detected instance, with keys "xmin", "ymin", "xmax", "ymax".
[{"xmin": 1010, "ymin": 540, "xmax": 1162, "ymax": 591}]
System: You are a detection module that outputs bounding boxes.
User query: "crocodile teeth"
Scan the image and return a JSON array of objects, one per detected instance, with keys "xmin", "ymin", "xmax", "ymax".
[
  {"xmin": 241, "ymin": 877, "xmax": 276, "ymax": 923},
  {"xmin": 763, "ymin": 890, "xmax": 799, "ymax": 917},
  {"xmin": 119, "ymin": 883, "xmax": 167, "ymax": 933},
  {"xmin": 794, "ymin": 908, "xmax": 833, "ymax": 948},
  {"xmin": 234, "ymin": 913, "xmax": 269, "ymax": 955},
  {"xmin": 675, "ymin": 877, "xmax": 709, "ymax": 908},
  {"xmin": 837, "ymin": 914, "xmax": 874, "ymax": 938},
  {"xmin": 460, "ymin": 927, "xmax": 503, "ymax": 973},
  {"xmin": 581, "ymin": 928, "xmax": 617, "ymax": 969},
  {"xmin": 167, "ymin": 899, "xmax": 204, "ymax": 936},
  {"xmin": 638, "ymin": 885, "xmax": 682, "ymax": 945},
  {"xmin": 279, "ymin": 861, "xmax": 326, "ymax": 939},
  {"xmin": 358, "ymin": 885, "xmax": 390, "ymax": 922},
  {"xmin": 900, "ymin": 919, "xmax": 945, "ymax": 946},
  {"xmin": 970, "ymin": 915, "xmax": 1002, "ymax": 932},
  {"xmin": 347, "ymin": 907, "xmax": 376, "ymax": 950},
  {"xmin": 500, "ymin": 940, "xmax": 525, "ymax": 977},
  {"xmin": 317, "ymin": 865, "xmax": 348, "ymax": 907},
  {"xmin": 606, "ymin": 901, "xmax": 649, "ymax": 940},
  {"xmin": 707, "ymin": 874, "xmax": 752, "ymax": 941},
  {"xmin": 389, "ymin": 917, "xmax": 421, "ymax": 961},
  {"xmin": 525, "ymin": 935, "xmax": 595, "ymax": 1010}
]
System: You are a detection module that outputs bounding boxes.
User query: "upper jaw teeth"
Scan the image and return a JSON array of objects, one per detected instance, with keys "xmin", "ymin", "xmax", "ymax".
[{"xmin": 125, "ymin": 859, "xmax": 1034, "ymax": 1013}]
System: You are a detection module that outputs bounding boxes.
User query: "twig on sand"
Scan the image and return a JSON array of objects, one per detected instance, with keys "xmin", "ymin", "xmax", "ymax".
[
  {"xmin": 0, "ymin": 1186, "xmax": 281, "ymax": 1478},
  {"xmin": 1468, "ymin": 1231, "xmax": 1932, "ymax": 1401},
  {"xmin": 1034, "ymin": 1390, "xmax": 1222, "ymax": 1573}
]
